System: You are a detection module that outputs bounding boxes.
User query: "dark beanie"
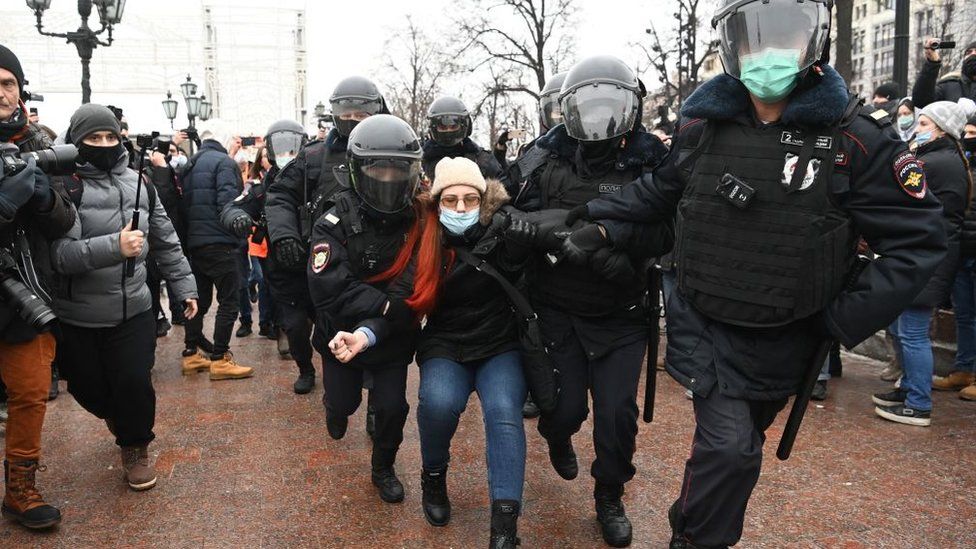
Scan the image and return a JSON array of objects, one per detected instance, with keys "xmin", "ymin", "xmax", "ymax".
[
  {"xmin": 65, "ymin": 104, "xmax": 121, "ymax": 144},
  {"xmin": 966, "ymin": 40, "xmax": 976, "ymax": 52},
  {"xmin": 874, "ymin": 81, "xmax": 899, "ymax": 100},
  {"xmin": 0, "ymin": 44, "xmax": 25, "ymax": 93}
]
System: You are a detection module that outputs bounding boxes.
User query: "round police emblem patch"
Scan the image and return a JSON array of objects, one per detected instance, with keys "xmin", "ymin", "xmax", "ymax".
[
  {"xmin": 311, "ymin": 242, "xmax": 331, "ymax": 273},
  {"xmin": 893, "ymin": 151, "xmax": 927, "ymax": 199}
]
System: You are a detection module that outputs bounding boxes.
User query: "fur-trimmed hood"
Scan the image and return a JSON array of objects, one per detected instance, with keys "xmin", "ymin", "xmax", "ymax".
[
  {"xmin": 534, "ymin": 123, "xmax": 669, "ymax": 170},
  {"xmin": 681, "ymin": 64, "xmax": 850, "ymax": 128}
]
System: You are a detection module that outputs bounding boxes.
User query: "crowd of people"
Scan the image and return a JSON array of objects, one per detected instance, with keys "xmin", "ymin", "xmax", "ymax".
[{"xmin": 1, "ymin": 0, "xmax": 975, "ymax": 546}]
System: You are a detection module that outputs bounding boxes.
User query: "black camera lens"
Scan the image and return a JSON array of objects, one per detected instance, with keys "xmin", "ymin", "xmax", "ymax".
[
  {"xmin": 20, "ymin": 144, "xmax": 79, "ymax": 176},
  {"xmin": 0, "ymin": 275, "xmax": 57, "ymax": 332}
]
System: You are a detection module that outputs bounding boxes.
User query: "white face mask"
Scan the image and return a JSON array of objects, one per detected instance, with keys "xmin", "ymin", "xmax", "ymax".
[
  {"xmin": 169, "ymin": 155, "xmax": 187, "ymax": 169},
  {"xmin": 275, "ymin": 154, "xmax": 295, "ymax": 169},
  {"xmin": 234, "ymin": 150, "xmax": 249, "ymax": 164}
]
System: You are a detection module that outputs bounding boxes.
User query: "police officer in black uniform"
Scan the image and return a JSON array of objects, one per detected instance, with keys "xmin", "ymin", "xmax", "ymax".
[
  {"xmin": 495, "ymin": 71, "xmax": 567, "ymax": 187},
  {"xmin": 422, "ymin": 96, "xmax": 504, "ymax": 182},
  {"xmin": 508, "ymin": 55, "xmax": 672, "ymax": 548},
  {"xmin": 306, "ymin": 114, "xmax": 423, "ymax": 504},
  {"xmin": 265, "ymin": 77, "xmax": 386, "ymax": 394},
  {"xmin": 562, "ymin": 2, "xmax": 947, "ymax": 547}
]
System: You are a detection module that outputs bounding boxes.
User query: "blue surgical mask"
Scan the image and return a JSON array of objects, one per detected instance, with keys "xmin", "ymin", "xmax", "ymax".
[
  {"xmin": 738, "ymin": 48, "xmax": 801, "ymax": 103},
  {"xmin": 914, "ymin": 130, "xmax": 933, "ymax": 147},
  {"xmin": 439, "ymin": 208, "xmax": 480, "ymax": 235},
  {"xmin": 898, "ymin": 115, "xmax": 914, "ymax": 130}
]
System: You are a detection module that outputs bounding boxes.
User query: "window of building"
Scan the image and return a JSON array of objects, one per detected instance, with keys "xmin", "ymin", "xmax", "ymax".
[
  {"xmin": 875, "ymin": 0, "xmax": 893, "ymax": 13},
  {"xmin": 873, "ymin": 22, "xmax": 894, "ymax": 50}
]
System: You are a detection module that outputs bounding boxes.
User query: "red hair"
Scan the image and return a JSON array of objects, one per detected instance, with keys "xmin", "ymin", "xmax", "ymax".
[{"xmin": 367, "ymin": 197, "xmax": 453, "ymax": 316}]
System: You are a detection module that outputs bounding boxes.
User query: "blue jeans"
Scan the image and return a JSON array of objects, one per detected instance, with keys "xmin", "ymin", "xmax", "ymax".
[
  {"xmin": 417, "ymin": 350, "xmax": 527, "ymax": 503},
  {"xmin": 952, "ymin": 257, "xmax": 976, "ymax": 373},
  {"xmin": 888, "ymin": 307, "xmax": 934, "ymax": 411},
  {"xmin": 238, "ymin": 253, "xmax": 273, "ymax": 326}
]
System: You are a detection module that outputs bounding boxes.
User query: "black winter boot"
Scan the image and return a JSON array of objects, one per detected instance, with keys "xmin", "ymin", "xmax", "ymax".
[
  {"xmin": 489, "ymin": 499, "xmax": 520, "ymax": 549},
  {"xmin": 421, "ymin": 467, "xmax": 451, "ymax": 526},
  {"xmin": 370, "ymin": 447, "xmax": 404, "ymax": 503},
  {"xmin": 594, "ymin": 482, "xmax": 632, "ymax": 547},
  {"xmin": 293, "ymin": 363, "xmax": 315, "ymax": 394},
  {"xmin": 326, "ymin": 415, "xmax": 348, "ymax": 440},
  {"xmin": 669, "ymin": 499, "xmax": 721, "ymax": 549},
  {"xmin": 547, "ymin": 438, "xmax": 578, "ymax": 480}
]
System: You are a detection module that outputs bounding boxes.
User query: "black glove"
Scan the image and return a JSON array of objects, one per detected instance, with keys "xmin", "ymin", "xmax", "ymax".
[
  {"xmin": 504, "ymin": 214, "xmax": 539, "ymax": 248},
  {"xmin": 564, "ymin": 204, "xmax": 592, "ymax": 227},
  {"xmin": 384, "ymin": 298, "xmax": 415, "ymax": 326},
  {"xmin": 0, "ymin": 156, "xmax": 38, "ymax": 220},
  {"xmin": 589, "ymin": 247, "xmax": 636, "ymax": 284},
  {"xmin": 274, "ymin": 237, "xmax": 307, "ymax": 270},
  {"xmin": 28, "ymin": 169, "xmax": 53, "ymax": 212},
  {"xmin": 230, "ymin": 213, "xmax": 253, "ymax": 238},
  {"xmin": 561, "ymin": 223, "xmax": 609, "ymax": 265},
  {"xmin": 496, "ymin": 130, "xmax": 510, "ymax": 148}
]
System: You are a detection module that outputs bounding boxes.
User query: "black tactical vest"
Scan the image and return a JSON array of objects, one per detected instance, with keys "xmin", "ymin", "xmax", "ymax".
[
  {"xmin": 300, "ymin": 144, "xmax": 345, "ymax": 241},
  {"xmin": 334, "ymin": 192, "xmax": 411, "ymax": 284},
  {"xmin": 675, "ymin": 120, "xmax": 855, "ymax": 327},
  {"xmin": 532, "ymin": 155, "xmax": 647, "ymax": 316}
]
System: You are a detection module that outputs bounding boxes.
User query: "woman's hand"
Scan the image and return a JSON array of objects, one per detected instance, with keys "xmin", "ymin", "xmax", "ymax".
[
  {"xmin": 329, "ymin": 330, "xmax": 369, "ymax": 363},
  {"xmin": 183, "ymin": 299, "xmax": 199, "ymax": 320}
]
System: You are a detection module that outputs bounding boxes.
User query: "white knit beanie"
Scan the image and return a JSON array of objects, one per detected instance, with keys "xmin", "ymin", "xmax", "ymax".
[{"xmin": 430, "ymin": 157, "xmax": 487, "ymax": 197}]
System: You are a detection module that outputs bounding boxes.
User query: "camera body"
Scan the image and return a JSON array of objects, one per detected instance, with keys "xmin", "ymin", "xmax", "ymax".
[
  {"xmin": 0, "ymin": 249, "xmax": 57, "ymax": 332},
  {"xmin": 2, "ymin": 142, "xmax": 79, "ymax": 177},
  {"xmin": 931, "ymin": 40, "xmax": 956, "ymax": 50}
]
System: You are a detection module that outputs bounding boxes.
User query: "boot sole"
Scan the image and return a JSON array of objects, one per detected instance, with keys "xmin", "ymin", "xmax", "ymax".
[
  {"xmin": 209, "ymin": 372, "xmax": 254, "ymax": 381},
  {"xmin": 597, "ymin": 521, "xmax": 632, "ymax": 548},
  {"xmin": 372, "ymin": 479, "xmax": 404, "ymax": 503},
  {"xmin": 871, "ymin": 396, "xmax": 904, "ymax": 407},
  {"xmin": 1, "ymin": 506, "xmax": 61, "ymax": 529},
  {"xmin": 127, "ymin": 476, "xmax": 158, "ymax": 491},
  {"xmin": 874, "ymin": 406, "xmax": 931, "ymax": 426},
  {"xmin": 181, "ymin": 366, "xmax": 209, "ymax": 375},
  {"xmin": 959, "ymin": 392, "xmax": 976, "ymax": 401}
]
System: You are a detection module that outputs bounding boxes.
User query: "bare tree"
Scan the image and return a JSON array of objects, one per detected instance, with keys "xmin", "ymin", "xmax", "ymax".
[
  {"xmin": 635, "ymin": 0, "xmax": 719, "ymax": 112},
  {"xmin": 834, "ymin": 0, "xmax": 854, "ymax": 84},
  {"xmin": 380, "ymin": 16, "xmax": 460, "ymax": 133}
]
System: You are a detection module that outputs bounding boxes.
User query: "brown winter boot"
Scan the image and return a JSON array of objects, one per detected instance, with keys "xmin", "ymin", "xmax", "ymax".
[
  {"xmin": 209, "ymin": 353, "xmax": 254, "ymax": 381},
  {"xmin": 2, "ymin": 459, "xmax": 61, "ymax": 529},
  {"xmin": 960, "ymin": 382, "xmax": 976, "ymax": 401},
  {"xmin": 932, "ymin": 371, "xmax": 976, "ymax": 391},
  {"xmin": 181, "ymin": 350, "xmax": 211, "ymax": 375},
  {"xmin": 120, "ymin": 446, "xmax": 157, "ymax": 491}
]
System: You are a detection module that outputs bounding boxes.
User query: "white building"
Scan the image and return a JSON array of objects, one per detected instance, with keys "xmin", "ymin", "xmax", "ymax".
[{"xmin": 0, "ymin": 0, "xmax": 307, "ymax": 137}]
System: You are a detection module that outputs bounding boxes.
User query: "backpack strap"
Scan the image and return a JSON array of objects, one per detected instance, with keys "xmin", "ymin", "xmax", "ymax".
[{"xmin": 454, "ymin": 247, "xmax": 536, "ymax": 321}]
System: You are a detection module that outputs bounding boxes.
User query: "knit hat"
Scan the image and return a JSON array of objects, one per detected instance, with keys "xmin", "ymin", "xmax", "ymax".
[
  {"xmin": 430, "ymin": 157, "xmax": 487, "ymax": 197},
  {"xmin": 919, "ymin": 101, "xmax": 966, "ymax": 140},
  {"xmin": 873, "ymin": 81, "xmax": 899, "ymax": 101},
  {"xmin": 0, "ymin": 45, "xmax": 25, "ymax": 94},
  {"xmin": 65, "ymin": 103, "xmax": 121, "ymax": 144}
]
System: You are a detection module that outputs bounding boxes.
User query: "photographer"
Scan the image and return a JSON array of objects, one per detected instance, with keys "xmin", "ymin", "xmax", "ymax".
[
  {"xmin": 0, "ymin": 44, "xmax": 72, "ymax": 530},
  {"xmin": 912, "ymin": 39, "xmax": 976, "ymax": 109},
  {"xmin": 146, "ymin": 138, "xmax": 186, "ymax": 336}
]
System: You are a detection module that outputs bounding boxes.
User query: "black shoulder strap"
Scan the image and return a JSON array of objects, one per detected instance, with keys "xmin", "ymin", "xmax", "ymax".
[
  {"xmin": 61, "ymin": 174, "xmax": 84, "ymax": 208},
  {"xmin": 454, "ymin": 247, "xmax": 535, "ymax": 320},
  {"xmin": 141, "ymin": 172, "xmax": 157, "ymax": 213},
  {"xmin": 335, "ymin": 191, "xmax": 364, "ymax": 236},
  {"xmin": 676, "ymin": 121, "xmax": 715, "ymax": 171}
]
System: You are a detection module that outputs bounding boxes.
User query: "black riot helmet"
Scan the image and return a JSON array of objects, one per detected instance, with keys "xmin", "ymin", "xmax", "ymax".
[
  {"xmin": 264, "ymin": 119, "xmax": 307, "ymax": 169},
  {"xmin": 427, "ymin": 96, "xmax": 472, "ymax": 147},
  {"xmin": 347, "ymin": 114, "xmax": 423, "ymax": 214},
  {"xmin": 559, "ymin": 56, "xmax": 644, "ymax": 142},
  {"xmin": 539, "ymin": 71, "xmax": 568, "ymax": 132},
  {"xmin": 329, "ymin": 76, "xmax": 387, "ymax": 137}
]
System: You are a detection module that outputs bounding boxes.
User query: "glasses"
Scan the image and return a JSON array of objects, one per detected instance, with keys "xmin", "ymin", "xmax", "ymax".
[{"xmin": 440, "ymin": 195, "xmax": 481, "ymax": 208}]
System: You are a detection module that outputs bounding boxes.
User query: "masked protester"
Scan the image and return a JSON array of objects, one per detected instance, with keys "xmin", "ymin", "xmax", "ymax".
[
  {"xmin": 51, "ymin": 104, "xmax": 199, "ymax": 492},
  {"xmin": 871, "ymin": 81, "xmax": 900, "ymax": 115},
  {"xmin": 895, "ymin": 97, "xmax": 918, "ymax": 142},
  {"xmin": 950, "ymin": 114, "xmax": 976, "ymax": 401},
  {"xmin": 307, "ymin": 114, "xmax": 423, "ymax": 505},
  {"xmin": 0, "ymin": 43, "xmax": 73, "ymax": 531},
  {"xmin": 913, "ymin": 39, "xmax": 976, "ymax": 108},
  {"xmin": 422, "ymin": 96, "xmax": 505, "ymax": 183},
  {"xmin": 563, "ymin": 1, "xmax": 947, "ymax": 546},
  {"xmin": 265, "ymin": 77, "xmax": 386, "ymax": 396}
]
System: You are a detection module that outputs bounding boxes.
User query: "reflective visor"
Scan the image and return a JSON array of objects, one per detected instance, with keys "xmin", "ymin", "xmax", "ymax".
[
  {"xmin": 331, "ymin": 97, "xmax": 383, "ymax": 117},
  {"xmin": 429, "ymin": 114, "xmax": 468, "ymax": 146},
  {"xmin": 350, "ymin": 157, "xmax": 421, "ymax": 213},
  {"xmin": 561, "ymin": 83, "xmax": 639, "ymax": 141},
  {"xmin": 714, "ymin": 0, "xmax": 830, "ymax": 79},
  {"xmin": 269, "ymin": 131, "xmax": 304, "ymax": 158},
  {"xmin": 539, "ymin": 91, "xmax": 562, "ymax": 130}
]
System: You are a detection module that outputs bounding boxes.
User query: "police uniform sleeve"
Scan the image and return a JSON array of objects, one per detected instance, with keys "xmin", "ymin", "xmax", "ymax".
[
  {"xmin": 219, "ymin": 183, "xmax": 261, "ymax": 232},
  {"xmin": 265, "ymin": 148, "xmax": 309, "ymax": 245},
  {"xmin": 306, "ymin": 213, "xmax": 390, "ymax": 330},
  {"xmin": 824, "ymin": 119, "xmax": 947, "ymax": 348}
]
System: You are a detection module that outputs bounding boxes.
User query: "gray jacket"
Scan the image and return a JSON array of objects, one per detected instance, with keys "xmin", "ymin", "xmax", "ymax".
[{"xmin": 51, "ymin": 156, "xmax": 197, "ymax": 328}]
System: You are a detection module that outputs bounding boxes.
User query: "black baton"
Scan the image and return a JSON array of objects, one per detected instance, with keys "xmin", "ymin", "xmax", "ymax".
[{"xmin": 643, "ymin": 264, "xmax": 662, "ymax": 423}]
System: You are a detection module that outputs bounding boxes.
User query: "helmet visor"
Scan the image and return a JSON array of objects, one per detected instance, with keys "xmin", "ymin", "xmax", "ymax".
[
  {"xmin": 429, "ymin": 114, "xmax": 469, "ymax": 146},
  {"xmin": 332, "ymin": 97, "xmax": 383, "ymax": 137},
  {"xmin": 268, "ymin": 131, "xmax": 305, "ymax": 159},
  {"xmin": 539, "ymin": 91, "xmax": 563, "ymax": 130},
  {"xmin": 714, "ymin": 0, "xmax": 830, "ymax": 79},
  {"xmin": 561, "ymin": 83, "xmax": 639, "ymax": 141},
  {"xmin": 350, "ymin": 157, "xmax": 421, "ymax": 213}
]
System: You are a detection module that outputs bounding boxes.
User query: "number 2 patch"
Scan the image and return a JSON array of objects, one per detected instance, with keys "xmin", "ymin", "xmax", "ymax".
[
  {"xmin": 893, "ymin": 151, "xmax": 926, "ymax": 199},
  {"xmin": 310, "ymin": 242, "xmax": 331, "ymax": 273}
]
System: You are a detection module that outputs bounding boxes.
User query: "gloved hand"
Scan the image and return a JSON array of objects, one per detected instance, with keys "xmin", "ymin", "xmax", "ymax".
[
  {"xmin": 0, "ymin": 156, "xmax": 38, "ymax": 221},
  {"xmin": 384, "ymin": 298, "xmax": 415, "ymax": 326},
  {"xmin": 564, "ymin": 204, "xmax": 592, "ymax": 227},
  {"xmin": 230, "ymin": 213, "xmax": 253, "ymax": 238},
  {"xmin": 589, "ymin": 247, "xmax": 636, "ymax": 283},
  {"xmin": 274, "ymin": 237, "xmax": 307, "ymax": 270},
  {"xmin": 504, "ymin": 213, "xmax": 539, "ymax": 248},
  {"xmin": 28, "ymin": 168, "xmax": 53, "ymax": 212},
  {"xmin": 561, "ymin": 223, "xmax": 609, "ymax": 265}
]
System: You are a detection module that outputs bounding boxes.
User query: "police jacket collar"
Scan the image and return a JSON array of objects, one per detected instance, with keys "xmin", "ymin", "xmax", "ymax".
[
  {"xmin": 422, "ymin": 137, "xmax": 481, "ymax": 160},
  {"xmin": 681, "ymin": 64, "xmax": 850, "ymax": 128},
  {"xmin": 325, "ymin": 128, "xmax": 348, "ymax": 154},
  {"xmin": 535, "ymin": 123, "xmax": 668, "ymax": 170}
]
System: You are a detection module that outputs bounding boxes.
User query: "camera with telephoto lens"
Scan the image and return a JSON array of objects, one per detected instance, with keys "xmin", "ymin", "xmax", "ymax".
[
  {"xmin": 1, "ymin": 142, "xmax": 79, "ymax": 177},
  {"xmin": 0, "ymin": 249, "xmax": 57, "ymax": 332},
  {"xmin": 931, "ymin": 40, "xmax": 955, "ymax": 50}
]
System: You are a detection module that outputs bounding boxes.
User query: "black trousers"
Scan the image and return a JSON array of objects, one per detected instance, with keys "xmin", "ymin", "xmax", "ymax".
[
  {"xmin": 537, "ymin": 317, "xmax": 646, "ymax": 487},
  {"xmin": 185, "ymin": 244, "xmax": 240, "ymax": 357},
  {"xmin": 57, "ymin": 310, "xmax": 157, "ymax": 447},
  {"xmin": 267, "ymin": 268, "xmax": 315, "ymax": 374},
  {"xmin": 673, "ymin": 388, "xmax": 788, "ymax": 548},
  {"xmin": 322, "ymin": 358, "xmax": 408, "ymax": 452}
]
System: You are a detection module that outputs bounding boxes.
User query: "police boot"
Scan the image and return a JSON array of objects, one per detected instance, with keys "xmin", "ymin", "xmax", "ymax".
[
  {"xmin": 546, "ymin": 438, "xmax": 578, "ymax": 480},
  {"xmin": 489, "ymin": 499, "xmax": 521, "ymax": 549},
  {"xmin": 2, "ymin": 460, "xmax": 61, "ymax": 529},
  {"xmin": 669, "ymin": 500, "xmax": 722, "ymax": 549},
  {"xmin": 370, "ymin": 446, "xmax": 404, "ymax": 503},
  {"xmin": 293, "ymin": 363, "xmax": 315, "ymax": 394},
  {"xmin": 209, "ymin": 352, "xmax": 254, "ymax": 381},
  {"xmin": 594, "ymin": 482, "xmax": 632, "ymax": 548},
  {"xmin": 326, "ymin": 414, "xmax": 348, "ymax": 440},
  {"xmin": 421, "ymin": 467, "xmax": 451, "ymax": 526}
]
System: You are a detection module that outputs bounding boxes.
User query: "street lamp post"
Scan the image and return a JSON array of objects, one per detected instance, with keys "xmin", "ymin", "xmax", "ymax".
[
  {"xmin": 26, "ymin": 0, "xmax": 127, "ymax": 104},
  {"xmin": 162, "ymin": 75, "xmax": 209, "ymax": 154}
]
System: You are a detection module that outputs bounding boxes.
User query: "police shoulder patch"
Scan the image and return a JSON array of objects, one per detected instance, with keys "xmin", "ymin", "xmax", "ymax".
[
  {"xmin": 310, "ymin": 242, "xmax": 331, "ymax": 273},
  {"xmin": 892, "ymin": 151, "xmax": 926, "ymax": 199}
]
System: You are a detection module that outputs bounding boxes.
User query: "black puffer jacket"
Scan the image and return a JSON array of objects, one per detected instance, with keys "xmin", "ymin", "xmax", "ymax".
[
  {"xmin": 960, "ymin": 162, "xmax": 976, "ymax": 258},
  {"xmin": 422, "ymin": 138, "xmax": 505, "ymax": 184},
  {"xmin": 912, "ymin": 136, "xmax": 969, "ymax": 307},
  {"xmin": 180, "ymin": 140, "xmax": 243, "ymax": 251},
  {"xmin": 417, "ymin": 180, "xmax": 522, "ymax": 364}
]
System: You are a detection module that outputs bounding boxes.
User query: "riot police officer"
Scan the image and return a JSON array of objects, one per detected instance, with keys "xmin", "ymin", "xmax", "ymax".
[
  {"xmin": 265, "ymin": 77, "xmax": 386, "ymax": 394},
  {"xmin": 509, "ymin": 55, "xmax": 672, "ymax": 547},
  {"xmin": 422, "ymin": 96, "xmax": 504, "ymax": 182},
  {"xmin": 496, "ymin": 71, "xmax": 567, "ymax": 193},
  {"xmin": 306, "ymin": 114, "xmax": 423, "ymax": 504},
  {"xmin": 563, "ymin": 1, "xmax": 947, "ymax": 547}
]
